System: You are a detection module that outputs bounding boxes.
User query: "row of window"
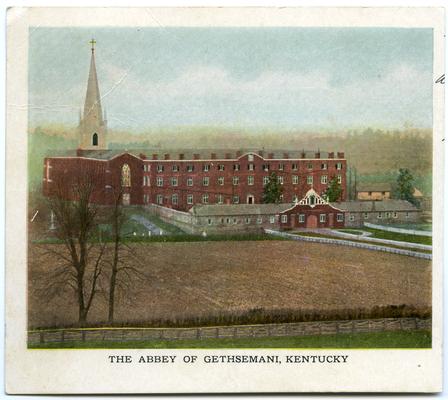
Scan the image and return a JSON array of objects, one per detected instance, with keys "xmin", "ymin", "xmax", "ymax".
[
  {"xmin": 146, "ymin": 174, "xmax": 342, "ymax": 187},
  {"xmin": 347, "ymin": 211, "xmax": 409, "ymax": 221},
  {"xmin": 144, "ymin": 162, "xmax": 344, "ymax": 173},
  {"xmin": 207, "ymin": 215, "xmax": 280, "ymax": 226}
]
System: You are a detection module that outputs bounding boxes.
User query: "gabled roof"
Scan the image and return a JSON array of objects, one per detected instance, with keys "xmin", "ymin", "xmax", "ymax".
[
  {"xmin": 189, "ymin": 203, "xmax": 294, "ymax": 217},
  {"xmin": 356, "ymin": 183, "xmax": 392, "ymax": 192},
  {"xmin": 333, "ymin": 200, "xmax": 418, "ymax": 212}
]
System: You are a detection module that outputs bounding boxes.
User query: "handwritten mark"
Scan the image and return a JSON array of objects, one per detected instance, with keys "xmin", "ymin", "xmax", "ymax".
[{"xmin": 435, "ymin": 74, "xmax": 445, "ymax": 84}]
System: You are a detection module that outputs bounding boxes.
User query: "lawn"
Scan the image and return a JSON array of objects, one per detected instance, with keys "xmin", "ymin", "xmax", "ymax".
[
  {"xmin": 362, "ymin": 227, "xmax": 432, "ymax": 246},
  {"xmin": 29, "ymin": 330, "xmax": 431, "ymax": 349}
]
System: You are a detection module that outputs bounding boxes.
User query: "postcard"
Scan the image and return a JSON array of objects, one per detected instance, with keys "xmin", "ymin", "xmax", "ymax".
[{"xmin": 5, "ymin": 7, "xmax": 444, "ymax": 393}]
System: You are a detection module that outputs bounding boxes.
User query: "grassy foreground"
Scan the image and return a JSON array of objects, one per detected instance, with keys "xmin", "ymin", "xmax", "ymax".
[{"xmin": 29, "ymin": 330, "xmax": 431, "ymax": 349}]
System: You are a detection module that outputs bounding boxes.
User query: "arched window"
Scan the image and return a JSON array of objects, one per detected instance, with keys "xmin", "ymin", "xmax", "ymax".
[
  {"xmin": 121, "ymin": 164, "xmax": 131, "ymax": 187},
  {"xmin": 92, "ymin": 133, "xmax": 98, "ymax": 146}
]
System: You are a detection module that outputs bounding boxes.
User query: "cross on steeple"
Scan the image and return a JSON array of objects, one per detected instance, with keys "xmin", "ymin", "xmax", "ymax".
[{"xmin": 89, "ymin": 38, "xmax": 96, "ymax": 53}]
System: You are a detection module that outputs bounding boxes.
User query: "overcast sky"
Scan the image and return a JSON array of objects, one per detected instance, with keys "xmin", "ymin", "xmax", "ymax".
[{"xmin": 29, "ymin": 27, "xmax": 433, "ymax": 131}]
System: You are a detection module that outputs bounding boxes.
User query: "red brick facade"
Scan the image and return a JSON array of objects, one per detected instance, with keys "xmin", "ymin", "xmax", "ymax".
[{"xmin": 43, "ymin": 151, "xmax": 346, "ymax": 211}]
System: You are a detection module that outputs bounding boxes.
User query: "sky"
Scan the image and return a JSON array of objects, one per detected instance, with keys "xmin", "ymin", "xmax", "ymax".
[{"xmin": 28, "ymin": 27, "xmax": 433, "ymax": 131}]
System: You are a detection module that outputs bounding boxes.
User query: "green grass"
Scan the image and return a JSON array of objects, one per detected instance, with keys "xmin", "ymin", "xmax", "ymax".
[
  {"xmin": 338, "ymin": 229, "xmax": 364, "ymax": 235},
  {"xmin": 29, "ymin": 330, "xmax": 431, "ymax": 349},
  {"xmin": 362, "ymin": 228, "xmax": 432, "ymax": 246},
  {"xmin": 292, "ymin": 232, "xmax": 431, "ymax": 254}
]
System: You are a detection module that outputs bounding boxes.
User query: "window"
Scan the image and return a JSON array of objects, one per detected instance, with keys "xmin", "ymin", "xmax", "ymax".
[
  {"xmin": 321, "ymin": 163, "xmax": 327, "ymax": 170},
  {"xmin": 385, "ymin": 212, "xmax": 391, "ymax": 218},
  {"xmin": 349, "ymin": 214, "xmax": 355, "ymax": 221},
  {"xmin": 143, "ymin": 164, "xmax": 150, "ymax": 172},
  {"xmin": 377, "ymin": 212, "xmax": 383, "ymax": 219},
  {"xmin": 172, "ymin": 194, "xmax": 178, "ymax": 205},
  {"xmin": 299, "ymin": 214, "xmax": 305, "ymax": 223},
  {"xmin": 281, "ymin": 215, "xmax": 288, "ymax": 223},
  {"xmin": 232, "ymin": 217, "xmax": 237, "ymax": 225},
  {"xmin": 245, "ymin": 217, "xmax": 251, "ymax": 224},
  {"xmin": 337, "ymin": 213, "xmax": 344, "ymax": 222},
  {"xmin": 156, "ymin": 194, "xmax": 163, "ymax": 205},
  {"xmin": 277, "ymin": 176, "xmax": 284, "ymax": 185},
  {"xmin": 172, "ymin": 165, "xmax": 179, "ymax": 172},
  {"xmin": 92, "ymin": 133, "xmax": 98, "ymax": 146},
  {"xmin": 187, "ymin": 177, "xmax": 193, "ymax": 186},
  {"xmin": 203, "ymin": 177, "xmax": 209, "ymax": 186},
  {"xmin": 217, "ymin": 194, "xmax": 224, "ymax": 204},
  {"xmin": 405, "ymin": 212, "xmax": 410, "ymax": 218},
  {"xmin": 309, "ymin": 195, "xmax": 315, "ymax": 205},
  {"xmin": 248, "ymin": 154, "xmax": 254, "ymax": 162},
  {"xmin": 248, "ymin": 176, "xmax": 254, "ymax": 185},
  {"xmin": 143, "ymin": 194, "xmax": 149, "ymax": 204},
  {"xmin": 218, "ymin": 177, "xmax": 224, "ymax": 185},
  {"xmin": 278, "ymin": 163, "xmax": 284, "ymax": 171},
  {"xmin": 269, "ymin": 215, "xmax": 275, "ymax": 224},
  {"xmin": 157, "ymin": 165, "xmax": 164, "ymax": 173},
  {"xmin": 257, "ymin": 217, "xmax": 263, "ymax": 224},
  {"xmin": 208, "ymin": 218, "xmax": 212, "ymax": 225},
  {"xmin": 171, "ymin": 177, "xmax": 178, "ymax": 186},
  {"xmin": 233, "ymin": 164, "xmax": 240, "ymax": 171},
  {"xmin": 156, "ymin": 177, "xmax": 163, "ymax": 187},
  {"xmin": 143, "ymin": 176, "xmax": 149, "ymax": 186},
  {"xmin": 262, "ymin": 164, "xmax": 270, "ymax": 172},
  {"xmin": 292, "ymin": 195, "xmax": 299, "ymax": 203},
  {"xmin": 292, "ymin": 175, "xmax": 299, "ymax": 185},
  {"xmin": 364, "ymin": 212, "xmax": 368, "ymax": 219},
  {"xmin": 336, "ymin": 162, "xmax": 343, "ymax": 170},
  {"xmin": 233, "ymin": 176, "xmax": 239, "ymax": 185},
  {"xmin": 321, "ymin": 175, "xmax": 328, "ymax": 184},
  {"xmin": 320, "ymin": 214, "xmax": 326, "ymax": 223},
  {"xmin": 202, "ymin": 194, "xmax": 209, "ymax": 204},
  {"xmin": 121, "ymin": 164, "xmax": 131, "ymax": 187},
  {"xmin": 233, "ymin": 195, "xmax": 240, "ymax": 204},
  {"xmin": 226, "ymin": 218, "xmax": 231, "ymax": 224},
  {"xmin": 187, "ymin": 194, "xmax": 193, "ymax": 204},
  {"xmin": 307, "ymin": 176, "xmax": 313, "ymax": 185},
  {"xmin": 263, "ymin": 176, "xmax": 270, "ymax": 185},
  {"xmin": 279, "ymin": 194, "xmax": 284, "ymax": 202},
  {"xmin": 248, "ymin": 163, "xmax": 255, "ymax": 171},
  {"xmin": 203, "ymin": 164, "xmax": 210, "ymax": 172},
  {"xmin": 337, "ymin": 175, "xmax": 342, "ymax": 184},
  {"xmin": 292, "ymin": 163, "xmax": 298, "ymax": 171},
  {"xmin": 307, "ymin": 163, "xmax": 313, "ymax": 170},
  {"xmin": 218, "ymin": 164, "xmax": 225, "ymax": 171},
  {"xmin": 393, "ymin": 212, "xmax": 398, "ymax": 218},
  {"xmin": 187, "ymin": 165, "xmax": 194, "ymax": 172}
]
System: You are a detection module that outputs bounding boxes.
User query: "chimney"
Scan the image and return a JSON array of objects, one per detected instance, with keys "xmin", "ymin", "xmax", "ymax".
[
  {"xmin": 193, "ymin": 153, "xmax": 200, "ymax": 160},
  {"xmin": 152, "ymin": 154, "xmax": 158, "ymax": 160},
  {"xmin": 236, "ymin": 150, "xmax": 242, "ymax": 157},
  {"xmin": 301, "ymin": 151, "xmax": 306, "ymax": 159},
  {"xmin": 268, "ymin": 153, "xmax": 274, "ymax": 159},
  {"xmin": 328, "ymin": 152, "xmax": 334, "ymax": 159},
  {"xmin": 139, "ymin": 153, "xmax": 147, "ymax": 159},
  {"xmin": 164, "ymin": 153, "xmax": 170, "ymax": 160},
  {"xmin": 179, "ymin": 153, "xmax": 184, "ymax": 160},
  {"xmin": 211, "ymin": 153, "xmax": 216, "ymax": 160},
  {"xmin": 337, "ymin": 152, "xmax": 345, "ymax": 158},
  {"xmin": 283, "ymin": 152, "xmax": 289, "ymax": 159},
  {"xmin": 258, "ymin": 150, "xmax": 264, "ymax": 157},
  {"xmin": 225, "ymin": 153, "xmax": 231, "ymax": 159},
  {"xmin": 315, "ymin": 151, "xmax": 321, "ymax": 159}
]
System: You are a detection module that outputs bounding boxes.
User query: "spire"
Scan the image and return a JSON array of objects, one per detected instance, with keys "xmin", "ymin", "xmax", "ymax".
[{"xmin": 83, "ymin": 38, "xmax": 103, "ymax": 125}]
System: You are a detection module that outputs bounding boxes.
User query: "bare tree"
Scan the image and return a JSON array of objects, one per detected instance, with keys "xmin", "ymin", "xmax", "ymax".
[
  {"xmin": 106, "ymin": 187, "xmax": 146, "ymax": 324},
  {"xmin": 44, "ymin": 173, "xmax": 106, "ymax": 327}
]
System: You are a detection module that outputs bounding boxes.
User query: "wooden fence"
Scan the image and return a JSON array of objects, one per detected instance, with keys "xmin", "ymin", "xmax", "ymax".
[{"xmin": 28, "ymin": 317, "xmax": 431, "ymax": 346}]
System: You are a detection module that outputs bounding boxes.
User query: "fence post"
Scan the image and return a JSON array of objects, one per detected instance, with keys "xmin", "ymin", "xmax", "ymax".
[
  {"xmin": 82, "ymin": 331, "xmax": 86, "ymax": 342},
  {"xmin": 40, "ymin": 331, "xmax": 44, "ymax": 344},
  {"xmin": 61, "ymin": 330, "xmax": 65, "ymax": 343},
  {"xmin": 196, "ymin": 328, "xmax": 201, "ymax": 340}
]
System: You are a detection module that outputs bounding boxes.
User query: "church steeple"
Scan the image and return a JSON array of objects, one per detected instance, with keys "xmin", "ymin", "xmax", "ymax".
[{"xmin": 78, "ymin": 38, "xmax": 107, "ymax": 150}]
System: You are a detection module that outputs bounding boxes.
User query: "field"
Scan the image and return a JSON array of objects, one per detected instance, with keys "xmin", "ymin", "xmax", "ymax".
[{"xmin": 28, "ymin": 240, "xmax": 431, "ymax": 329}]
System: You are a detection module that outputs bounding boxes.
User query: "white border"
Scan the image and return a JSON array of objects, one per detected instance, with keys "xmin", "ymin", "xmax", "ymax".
[{"xmin": 4, "ymin": 7, "xmax": 445, "ymax": 394}]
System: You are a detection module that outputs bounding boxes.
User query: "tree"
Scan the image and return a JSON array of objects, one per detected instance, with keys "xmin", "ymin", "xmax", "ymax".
[
  {"xmin": 394, "ymin": 168, "xmax": 419, "ymax": 206},
  {"xmin": 262, "ymin": 172, "xmax": 283, "ymax": 203},
  {"xmin": 324, "ymin": 177, "xmax": 343, "ymax": 202},
  {"xmin": 106, "ymin": 188, "xmax": 145, "ymax": 324},
  {"xmin": 45, "ymin": 174, "xmax": 106, "ymax": 326}
]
